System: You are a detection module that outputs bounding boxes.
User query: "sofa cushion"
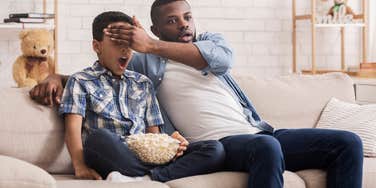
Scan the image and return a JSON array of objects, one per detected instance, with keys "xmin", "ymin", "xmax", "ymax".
[
  {"xmin": 363, "ymin": 157, "xmax": 376, "ymax": 188},
  {"xmin": 0, "ymin": 155, "xmax": 56, "ymax": 188},
  {"xmin": 233, "ymin": 73, "xmax": 355, "ymax": 129},
  {"xmin": 296, "ymin": 157, "xmax": 376, "ymax": 188},
  {"xmin": 56, "ymin": 180, "xmax": 168, "ymax": 188},
  {"xmin": 165, "ymin": 171, "xmax": 305, "ymax": 188},
  {"xmin": 316, "ymin": 98, "xmax": 376, "ymax": 157},
  {"xmin": 296, "ymin": 169, "xmax": 326, "ymax": 188},
  {"xmin": 0, "ymin": 88, "xmax": 73, "ymax": 174}
]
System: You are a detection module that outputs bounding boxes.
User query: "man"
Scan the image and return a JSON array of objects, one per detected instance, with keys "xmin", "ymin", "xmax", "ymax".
[{"xmin": 30, "ymin": 0, "xmax": 363, "ymax": 187}]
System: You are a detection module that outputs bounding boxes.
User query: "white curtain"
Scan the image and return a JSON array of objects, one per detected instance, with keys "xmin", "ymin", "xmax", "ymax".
[{"xmin": 369, "ymin": 0, "xmax": 376, "ymax": 62}]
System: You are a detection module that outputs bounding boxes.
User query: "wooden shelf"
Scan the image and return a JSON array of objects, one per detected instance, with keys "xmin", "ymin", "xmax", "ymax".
[
  {"xmin": 0, "ymin": 23, "xmax": 54, "ymax": 30},
  {"xmin": 0, "ymin": 0, "xmax": 59, "ymax": 69},
  {"xmin": 292, "ymin": 0, "xmax": 368, "ymax": 74},
  {"xmin": 314, "ymin": 23, "xmax": 365, "ymax": 28},
  {"xmin": 302, "ymin": 69, "xmax": 376, "ymax": 78}
]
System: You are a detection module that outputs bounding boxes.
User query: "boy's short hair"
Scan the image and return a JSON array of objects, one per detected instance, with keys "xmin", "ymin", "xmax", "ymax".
[
  {"xmin": 151, "ymin": 0, "xmax": 187, "ymax": 25},
  {"xmin": 92, "ymin": 11, "xmax": 133, "ymax": 41}
]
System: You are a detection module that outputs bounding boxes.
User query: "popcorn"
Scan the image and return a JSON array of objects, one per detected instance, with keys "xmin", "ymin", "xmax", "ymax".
[{"xmin": 126, "ymin": 133, "xmax": 180, "ymax": 165}]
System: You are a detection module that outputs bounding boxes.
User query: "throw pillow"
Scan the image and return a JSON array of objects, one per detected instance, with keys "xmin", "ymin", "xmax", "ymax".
[{"xmin": 316, "ymin": 98, "xmax": 376, "ymax": 157}]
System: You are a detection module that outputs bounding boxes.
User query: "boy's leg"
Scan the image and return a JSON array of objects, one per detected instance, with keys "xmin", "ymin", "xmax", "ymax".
[
  {"xmin": 273, "ymin": 128, "xmax": 363, "ymax": 188},
  {"xmin": 150, "ymin": 140, "xmax": 225, "ymax": 182},
  {"xmin": 83, "ymin": 128, "xmax": 152, "ymax": 179},
  {"xmin": 219, "ymin": 134, "xmax": 285, "ymax": 188}
]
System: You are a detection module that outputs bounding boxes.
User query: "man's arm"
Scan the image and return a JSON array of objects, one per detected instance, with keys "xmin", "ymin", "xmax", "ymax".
[
  {"xmin": 148, "ymin": 40, "xmax": 207, "ymax": 70},
  {"xmin": 104, "ymin": 17, "xmax": 207, "ymax": 70},
  {"xmin": 29, "ymin": 74, "xmax": 69, "ymax": 106},
  {"xmin": 64, "ymin": 114, "xmax": 102, "ymax": 180}
]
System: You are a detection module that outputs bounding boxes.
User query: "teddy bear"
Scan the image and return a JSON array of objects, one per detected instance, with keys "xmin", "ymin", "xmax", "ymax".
[
  {"xmin": 13, "ymin": 29, "xmax": 55, "ymax": 88},
  {"xmin": 126, "ymin": 133, "xmax": 181, "ymax": 165},
  {"xmin": 328, "ymin": 0, "xmax": 355, "ymax": 19}
]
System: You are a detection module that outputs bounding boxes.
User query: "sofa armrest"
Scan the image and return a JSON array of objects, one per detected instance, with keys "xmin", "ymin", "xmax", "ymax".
[{"xmin": 0, "ymin": 155, "xmax": 56, "ymax": 188}]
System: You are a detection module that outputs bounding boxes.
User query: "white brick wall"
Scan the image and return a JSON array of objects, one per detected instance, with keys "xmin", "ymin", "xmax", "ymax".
[{"xmin": 0, "ymin": 0, "xmax": 366, "ymax": 88}]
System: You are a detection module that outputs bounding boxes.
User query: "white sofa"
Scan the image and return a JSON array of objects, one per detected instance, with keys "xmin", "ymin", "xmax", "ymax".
[{"xmin": 0, "ymin": 72, "xmax": 375, "ymax": 188}]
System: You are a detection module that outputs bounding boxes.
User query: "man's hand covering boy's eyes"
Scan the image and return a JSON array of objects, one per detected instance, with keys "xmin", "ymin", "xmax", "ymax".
[{"xmin": 104, "ymin": 16, "xmax": 156, "ymax": 54}]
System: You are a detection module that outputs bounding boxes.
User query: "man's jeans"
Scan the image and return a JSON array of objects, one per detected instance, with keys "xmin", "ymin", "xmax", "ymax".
[
  {"xmin": 83, "ymin": 128, "xmax": 225, "ymax": 182},
  {"xmin": 219, "ymin": 128, "xmax": 363, "ymax": 188}
]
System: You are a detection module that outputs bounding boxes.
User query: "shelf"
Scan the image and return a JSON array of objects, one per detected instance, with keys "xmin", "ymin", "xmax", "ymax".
[
  {"xmin": 292, "ymin": 0, "xmax": 368, "ymax": 74},
  {"xmin": 295, "ymin": 14, "xmax": 364, "ymax": 20},
  {"xmin": 0, "ymin": 23, "xmax": 54, "ymax": 30},
  {"xmin": 302, "ymin": 70, "xmax": 376, "ymax": 78},
  {"xmin": 314, "ymin": 23, "xmax": 365, "ymax": 28}
]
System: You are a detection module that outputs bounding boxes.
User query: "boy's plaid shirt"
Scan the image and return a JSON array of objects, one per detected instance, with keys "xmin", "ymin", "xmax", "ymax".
[{"xmin": 59, "ymin": 61, "xmax": 164, "ymax": 141}]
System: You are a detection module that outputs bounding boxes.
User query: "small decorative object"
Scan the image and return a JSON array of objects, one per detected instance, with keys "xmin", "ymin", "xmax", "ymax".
[
  {"xmin": 12, "ymin": 29, "xmax": 55, "ymax": 88},
  {"xmin": 328, "ymin": 0, "xmax": 355, "ymax": 23},
  {"xmin": 126, "ymin": 133, "xmax": 180, "ymax": 165}
]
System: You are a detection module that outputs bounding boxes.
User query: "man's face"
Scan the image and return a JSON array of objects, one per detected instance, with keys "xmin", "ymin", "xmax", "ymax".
[
  {"xmin": 152, "ymin": 1, "xmax": 196, "ymax": 43},
  {"xmin": 93, "ymin": 22, "xmax": 133, "ymax": 77}
]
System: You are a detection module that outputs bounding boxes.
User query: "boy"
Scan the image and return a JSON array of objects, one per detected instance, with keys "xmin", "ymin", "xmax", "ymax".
[{"xmin": 58, "ymin": 11, "xmax": 224, "ymax": 182}]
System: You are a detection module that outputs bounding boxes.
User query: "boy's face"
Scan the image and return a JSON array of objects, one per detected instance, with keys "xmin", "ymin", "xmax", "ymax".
[
  {"xmin": 151, "ymin": 1, "xmax": 196, "ymax": 43},
  {"xmin": 93, "ymin": 21, "xmax": 133, "ymax": 78}
]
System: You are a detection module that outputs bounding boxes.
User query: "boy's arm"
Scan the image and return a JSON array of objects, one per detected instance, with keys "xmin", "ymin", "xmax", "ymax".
[
  {"xmin": 65, "ymin": 114, "xmax": 102, "ymax": 180},
  {"xmin": 29, "ymin": 74, "xmax": 69, "ymax": 106},
  {"xmin": 146, "ymin": 126, "xmax": 160, "ymax": 134}
]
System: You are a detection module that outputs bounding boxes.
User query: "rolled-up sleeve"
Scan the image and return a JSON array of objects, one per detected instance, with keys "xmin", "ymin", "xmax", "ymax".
[{"xmin": 194, "ymin": 32, "xmax": 234, "ymax": 76}]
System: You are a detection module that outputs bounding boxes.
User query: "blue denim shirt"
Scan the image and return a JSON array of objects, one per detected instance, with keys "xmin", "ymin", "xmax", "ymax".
[{"xmin": 127, "ymin": 32, "xmax": 274, "ymax": 135}]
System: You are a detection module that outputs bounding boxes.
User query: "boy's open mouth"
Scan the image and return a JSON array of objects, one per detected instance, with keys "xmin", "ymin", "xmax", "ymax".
[{"xmin": 118, "ymin": 57, "xmax": 128, "ymax": 69}]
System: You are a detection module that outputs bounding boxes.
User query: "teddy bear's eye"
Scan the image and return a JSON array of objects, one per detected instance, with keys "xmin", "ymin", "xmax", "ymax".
[{"xmin": 33, "ymin": 46, "xmax": 36, "ymax": 49}]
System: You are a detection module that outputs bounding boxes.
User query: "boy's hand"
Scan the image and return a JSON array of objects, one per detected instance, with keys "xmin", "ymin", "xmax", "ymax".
[
  {"xmin": 29, "ymin": 74, "xmax": 63, "ymax": 106},
  {"xmin": 74, "ymin": 163, "xmax": 102, "ymax": 180},
  {"xmin": 171, "ymin": 131, "xmax": 189, "ymax": 158},
  {"xmin": 104, "ymin": 16, "xmax": 156, "ymax": 54}
]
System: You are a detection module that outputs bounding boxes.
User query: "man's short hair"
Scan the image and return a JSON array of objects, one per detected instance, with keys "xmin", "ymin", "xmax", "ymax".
[
  {"xmin": 150, "ymin": 0, "xmax": 187, "ymax": 25},
  {"xmin": 92, "ymin": 11, "xmax": 133, "ymax": 41}
]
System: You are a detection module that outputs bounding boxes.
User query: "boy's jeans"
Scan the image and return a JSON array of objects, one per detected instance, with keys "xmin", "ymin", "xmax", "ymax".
[
  {"xmin": 220, "ymin": 128, "xmax": 363, "ymax": 188},
  {"xmin": 83, "ymin": 128, "xmax": 225, "ymax": 182}
]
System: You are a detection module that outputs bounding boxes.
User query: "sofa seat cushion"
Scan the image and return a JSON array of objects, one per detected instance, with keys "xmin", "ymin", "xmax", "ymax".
[
  {"xmin": 296, "ymin": 158, "xmax": 376, "ymax": 188},
  {"xmin": 53, "ymin": 175, "xmax": 168, "ymax": 188},
  {"xmin": 296, "ymin": 169, "xmax": 326, "ymax": 188},
  {"xmin": 233, "ymin": 73, "xmax": 355, "ymax": 129},
  {"xmin": 165, "ymin": 171, "xmax": 305, "ymax": 188},
  {"xmin": 363, "ymin": 157, "xmax": 376, "ymax": 188},
  {"xmin": 56, "ymin": 180, "xmax": 167, "ymax": 188},
  {"xmin": 0, "ymin": 88, "xmax": 73, "ymax": 174},
  {"xmin": 0, "ymin": 155, "xmax": 56, "ymax": 188}
]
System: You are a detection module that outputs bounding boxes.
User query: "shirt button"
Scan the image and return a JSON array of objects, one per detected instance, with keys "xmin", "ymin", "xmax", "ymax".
[{"xmin": 158, "ymin": 78, "xmax": 162, "ymax": 81}]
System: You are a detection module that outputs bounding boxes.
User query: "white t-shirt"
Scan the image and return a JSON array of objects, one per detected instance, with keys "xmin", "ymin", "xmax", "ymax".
[{"xmin": 157, "ymin": 60, "xmax": 261, "ymax": 142}]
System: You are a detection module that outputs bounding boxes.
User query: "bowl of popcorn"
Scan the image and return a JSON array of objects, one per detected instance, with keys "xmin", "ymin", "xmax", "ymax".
[{"xmin": 126, "ymin": 133, "xmax": 181, "ymax": 165}]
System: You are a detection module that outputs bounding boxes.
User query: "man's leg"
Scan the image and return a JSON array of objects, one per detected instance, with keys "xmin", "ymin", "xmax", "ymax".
[
  {"xmin": 273, "ymin": 129, "xmax": 363, "ymax": 188},
  {"xmin": 220, "ymin": 134, "xmax": 285, "ymax": 188},
  {"xmin": 150, "ymin": 140, "xmax": 225, "ymax": 182}
]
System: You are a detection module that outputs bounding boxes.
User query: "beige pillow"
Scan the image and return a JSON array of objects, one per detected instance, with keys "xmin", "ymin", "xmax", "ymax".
[
  {"xmin": 316, "ymin": 98, "xmax": 376, "ymax": 157},
  {"xmin": 0, "ymin": 155, "xmax": 56, "ymax": 188}
]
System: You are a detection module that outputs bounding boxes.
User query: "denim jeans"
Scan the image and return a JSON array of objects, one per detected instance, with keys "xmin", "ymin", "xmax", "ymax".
[
  {"xmin": 83, "ymin": 128, "xmax": 225, "ymax": 182},
  {"xmin": 219, "ymin": 128, "xmax": 363, "ymax": 188}
]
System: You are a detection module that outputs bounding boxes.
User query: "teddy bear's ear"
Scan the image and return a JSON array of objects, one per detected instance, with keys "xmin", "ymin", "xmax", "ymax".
[{"xmin": 19, "ymin": 30, "xmax": 29, "ymax": 39}]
